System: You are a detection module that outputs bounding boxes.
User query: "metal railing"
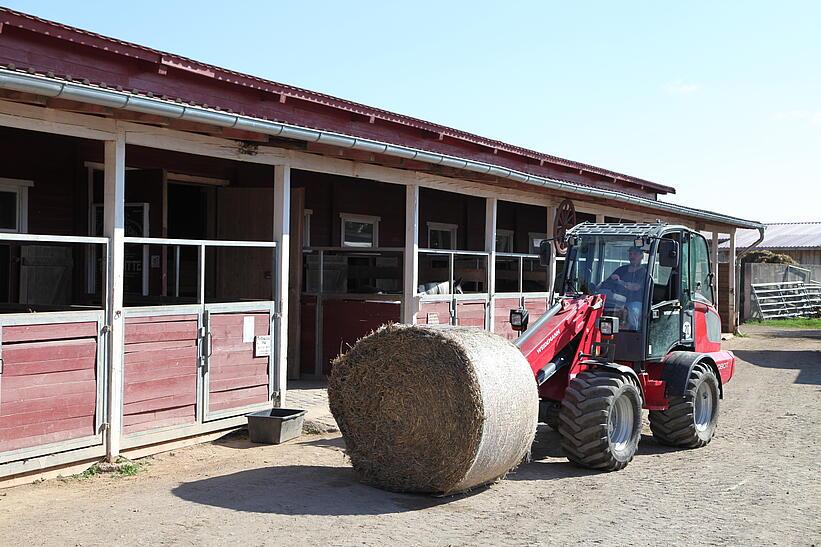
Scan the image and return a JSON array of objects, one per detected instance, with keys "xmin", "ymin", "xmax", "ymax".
[
  {"xmin": 418, "ymin": 249, "xmax": 489, "ymax": 297},
  {"xmin": 495, "ymin": 252, "xmax": 550, "ymax": 295},
  {"xmin": 751, "ymin": 280, "xmax": 821, "ymax": 319},
  {"xmin": 124, "ymin": 237, "xmax": 277, "ymax": 307},
  {"xmin": 0, "ymin": 233, "xmax": 109, "ymax": 313},
  {"xmin": 302, "ymin": 247, "xmax": 404, "ymax": 296}
]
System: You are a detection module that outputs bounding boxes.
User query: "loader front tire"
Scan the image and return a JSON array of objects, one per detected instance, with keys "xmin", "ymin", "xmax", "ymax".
[
  {"xmin": 649, "ymin": 362, "xmax": 719, "ymax": 448},
  {"xmin": 558, "ymin": 369, "xmax": 642, "ymax": 471}
]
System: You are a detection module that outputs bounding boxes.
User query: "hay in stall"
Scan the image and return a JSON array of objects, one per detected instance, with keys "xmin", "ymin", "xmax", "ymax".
[{"xmin": 328, "ymin": 323, "xmax": 538, "ymax": 495}]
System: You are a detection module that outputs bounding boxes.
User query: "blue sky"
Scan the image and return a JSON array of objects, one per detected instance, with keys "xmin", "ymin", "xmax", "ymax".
[{"xmin": 6, "ymin": 1, "xmax": 820, "ymax": 223}]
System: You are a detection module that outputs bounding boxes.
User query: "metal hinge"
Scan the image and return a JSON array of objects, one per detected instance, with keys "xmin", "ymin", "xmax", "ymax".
[{"xmin": 198, "ymin": 326, "xmax": 206, "ymax": 363}]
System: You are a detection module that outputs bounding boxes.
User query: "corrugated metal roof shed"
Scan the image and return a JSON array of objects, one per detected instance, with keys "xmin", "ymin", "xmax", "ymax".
[{"xmin": 719, "ymin": 223, "xmax": 821, "ymax": 249}]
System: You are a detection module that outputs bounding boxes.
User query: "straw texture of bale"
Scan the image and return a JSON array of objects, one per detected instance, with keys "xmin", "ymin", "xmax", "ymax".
[{"xmin": 329, "ymin": 324, "xmax": 538, "ymax": 495}]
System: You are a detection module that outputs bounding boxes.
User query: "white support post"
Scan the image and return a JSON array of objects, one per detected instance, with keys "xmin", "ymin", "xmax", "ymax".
[
  {"xmin": 273, "ymin": 165, "xmax": 291, "ymax": 406},
  {"xmin": 403, "ymin": 184, "xmax": 420, "ymax": 325},
  {"xmin": 595, "ymin": 213, "xmax": 605, "ymax": 224},
  {"xmin": 547, "ymin": 204, "xmax": 557, "ymax": 304},
  {"xmin": 711, "ymin": 230, "xmax": 720, "ymax": 308},
  {"xmin": 728, "ymin": 229, "xmax": 737, "ymax": 333},
  {"xmin": 485, "ymin": 197, "xmax": 497, "ymax": 331},
  {"xmin": 104, "ymin": 128, "xmax": 126, "ymax": 463}
]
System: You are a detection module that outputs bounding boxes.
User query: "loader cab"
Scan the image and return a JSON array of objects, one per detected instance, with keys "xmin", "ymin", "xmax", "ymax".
[{"xmin": 559, "ymin": 223, "xmax": 720, "ymax": 364}]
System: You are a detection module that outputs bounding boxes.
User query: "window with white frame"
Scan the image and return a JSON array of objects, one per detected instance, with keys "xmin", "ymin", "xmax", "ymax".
[
  {"xmin": 495, "ymin": 229, "xmax": 514, "ymax": 253},
  {"xmin": 427, "ymin": 222, "xmax": 458, "ymax": 250},
  {"xmin": 0, "ymin": 178, "xmax": 32, "ymax": 233},
  {"xmin": 340, "ymin": 213, "xmax": 380, "ymax": 248}
]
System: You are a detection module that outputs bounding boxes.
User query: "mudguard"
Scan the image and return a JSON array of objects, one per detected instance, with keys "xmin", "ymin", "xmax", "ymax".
[
  {"xmin": 662, "ymin": 351, "xmax": 725, "ymax": 399},
  {"xmin": 585, "ymin": 360, "xmax": 643, "ymax": 397}
]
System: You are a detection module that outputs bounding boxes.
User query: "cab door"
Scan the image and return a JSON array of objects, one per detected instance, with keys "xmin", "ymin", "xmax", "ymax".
[
  {"xmin": 689, "ymin": 233, "xmax": 722, "ymax": 352},
  {"xmin": 647, "ymin": 232, "xmax": 684, "ymax": 359}
]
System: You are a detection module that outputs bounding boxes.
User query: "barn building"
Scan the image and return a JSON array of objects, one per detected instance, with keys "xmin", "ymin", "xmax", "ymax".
[
  {"xmin": 721, "ymin": 223, "xmax": 821, "ymax": 266},
  {"xmin": 0, "ymin": 7, "xmax": 763, "ymax": 484}
]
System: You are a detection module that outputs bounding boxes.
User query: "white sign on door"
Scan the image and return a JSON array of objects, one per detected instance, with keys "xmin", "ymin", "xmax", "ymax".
[{"xmin": 243, "ymin": 316, "xmax": 255, "ymax": 343}]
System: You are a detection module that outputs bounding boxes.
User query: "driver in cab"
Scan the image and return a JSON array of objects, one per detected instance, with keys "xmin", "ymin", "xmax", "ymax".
[{"xmin": 606, "ymin": 246, "xmax": 647, "ymax": 330}]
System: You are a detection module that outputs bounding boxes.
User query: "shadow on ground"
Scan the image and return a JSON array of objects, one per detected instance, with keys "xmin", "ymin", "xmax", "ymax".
[
  {"xmin": 508, "ymin": 427, "xmax": 677, "ymax": 482},
  {"xmin": 735, "ymin": 349, "xmax": 821, "ymax": 385},
  {"xmin": 740, "ymin": 328, "xmax": 821, "ymax": 341},
  {"xmin": 172, "ymin": 463, "xmax": 482, "ymax": 515}
]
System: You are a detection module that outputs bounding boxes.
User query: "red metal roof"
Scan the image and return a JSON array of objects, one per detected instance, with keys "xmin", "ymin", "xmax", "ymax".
[{"xmin": 0, "ymin": 6, "xmax": 675, "ymax": 196}]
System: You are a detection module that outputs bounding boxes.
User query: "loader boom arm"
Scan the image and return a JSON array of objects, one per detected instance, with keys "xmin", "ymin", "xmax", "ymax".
[{"xmin": 514, "ymin": 294, "xmax": 606, "ymax": 386}]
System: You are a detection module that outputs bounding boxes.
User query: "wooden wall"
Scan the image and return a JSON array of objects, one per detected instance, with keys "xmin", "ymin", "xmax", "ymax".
[
  {"xmin": 497, "ymin": 201, "xmax": 547, "ymax": 254},
  {"xmin": 419, "ymin": 187, "xmax": 485, "ymax": 251},
  {"xmin": 320, "ymin": 300, "xmax": 401, "ymax": 375},
  {"xmin": 292, "ymin": 170, "xmax": 406, "ymax": 248},
  {"xmin": 0, "ymin": 321, "xmax": 99, "ymax": 452},
  {"xmin": 207, "ymin": 312, "xmax": 270, "ymax": 413},
  {"xmin": 718, "ymin": 262, "xmax": 731, "ymax": 332},
  {"xmin": 123, "ymin": 315, "xmax": 199, "ymax": 434}
]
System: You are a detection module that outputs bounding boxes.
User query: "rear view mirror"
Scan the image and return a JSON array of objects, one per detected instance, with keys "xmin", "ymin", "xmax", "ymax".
[
  {"xmin": 538, "ymin": 239, "xmax": 553, "ymax": 267},
  {"xmin": 657, "ymin": 239, "xmax": 679, "ymax": 268}
]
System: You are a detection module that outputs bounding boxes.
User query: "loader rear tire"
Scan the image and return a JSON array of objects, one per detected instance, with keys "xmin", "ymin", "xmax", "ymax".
[
  {"xmin": 649, "ymin": 362, "xmax": 719, "ymax": 448},
  {"xmin": 558, "ymin": 369, "xmax": 642, "ymax": 471}
]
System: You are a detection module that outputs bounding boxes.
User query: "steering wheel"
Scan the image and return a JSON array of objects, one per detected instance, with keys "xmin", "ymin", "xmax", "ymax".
[{"xmin": 597, "ymin": 276, "xmax": 620, "ymax": 292}]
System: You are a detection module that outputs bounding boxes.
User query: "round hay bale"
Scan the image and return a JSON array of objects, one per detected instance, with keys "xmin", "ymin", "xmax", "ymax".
[{"xmin": 328, "ymin": 323, "xmax": 538, "ymax": 495}]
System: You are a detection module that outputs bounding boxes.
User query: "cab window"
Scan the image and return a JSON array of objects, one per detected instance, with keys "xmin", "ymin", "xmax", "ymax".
[{"xmin": 651, "ymin": 233, "xmax": 680, "ymax": 305}]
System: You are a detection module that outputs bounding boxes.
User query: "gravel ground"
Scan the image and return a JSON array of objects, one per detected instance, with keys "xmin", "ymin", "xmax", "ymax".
[{"xmin": 0, "ymin": 326, "xmax": 819, "ymax": 546}]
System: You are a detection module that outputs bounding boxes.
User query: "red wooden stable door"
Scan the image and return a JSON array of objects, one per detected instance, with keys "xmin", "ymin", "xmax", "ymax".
[
  {"xmin": 203, "ymin": 309, "xmax": 273, "ymax": 420},
  {"xmin": 122, "ymin": 314, "xmax": 200, "ymax": 435},
  {"xmin": 454, "ymin": 299, "xmax": 488, "ymax": 329},
  {"xmin": 0, "ymin": 314, "xmax": 105, "ymax": 463}
]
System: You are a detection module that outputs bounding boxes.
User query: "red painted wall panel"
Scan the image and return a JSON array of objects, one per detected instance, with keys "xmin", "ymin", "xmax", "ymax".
[
  {"xmin": 0, "ymin": 322, "xmax": 98, "ymax": 453},
  {"xmin": 524, "ymin": 297, "xmax": 549, "ymax": 322},
  {"xmin": 123, "ymin": 315, "xmax": 198, "ymax": 435},
  {"xmin": 416, "ymin": 301, "xmax": 451, "ymax": 326},
  {"xmin": 494, "ymin": 297, "xmax": 522, "ymax": 341},
  {"xmin": 321, "ymin": 300, "xmax": 401, "ymax": 375},
  {"xmin": 207, "ymin": 313, "xmax": 270, "ymax": 413},
  {"xmin": 455, "ymin": 300, "xmax": 487, "ymax": 329}
]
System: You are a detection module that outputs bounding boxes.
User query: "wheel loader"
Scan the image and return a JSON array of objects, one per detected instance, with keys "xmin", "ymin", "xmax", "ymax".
[{"xmin": 510, "ymin": 222, "xmax": 733, "ymax": 470}]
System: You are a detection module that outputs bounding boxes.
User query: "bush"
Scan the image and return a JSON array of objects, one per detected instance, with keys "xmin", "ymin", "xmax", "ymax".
[{"xmin": 741, "ymin": 250, "xmax": 797, "ymax": 265}]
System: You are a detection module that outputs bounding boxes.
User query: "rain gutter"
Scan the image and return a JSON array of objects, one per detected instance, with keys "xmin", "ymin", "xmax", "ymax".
[{"xmin": 0, "ymin": 68, "xmax": 763, "ymax": 230}]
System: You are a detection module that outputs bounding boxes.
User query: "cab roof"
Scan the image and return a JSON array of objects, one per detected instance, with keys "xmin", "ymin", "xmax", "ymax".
[{"xmin": 566, "ymin": 222, "xmax": 682, "ymax": 239}]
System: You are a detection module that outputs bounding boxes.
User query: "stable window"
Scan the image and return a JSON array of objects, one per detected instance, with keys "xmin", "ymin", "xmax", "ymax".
[
  {"xmin": 427, "ymin": 222, "xmax": 458, "ymax": 250},
  {"xmin": 0, "ymin": 178, "xmax": 31, "ymax": 233},
  {"xmin": 495, "ymin": 229, "xmax": 514, "ymax": 252},
  {"xmin": 340, "ymin": 213, "xmax": 380, "ymax": 248}
]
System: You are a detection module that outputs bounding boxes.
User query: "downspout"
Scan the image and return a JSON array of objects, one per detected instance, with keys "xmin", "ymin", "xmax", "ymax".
[
  {"xmin": 737, "ymin": 225, "xmax": 766, "ymax": 260},
  {"xmin": 0, "ymin": 68, "xmax": 765, "ymax": 231}
]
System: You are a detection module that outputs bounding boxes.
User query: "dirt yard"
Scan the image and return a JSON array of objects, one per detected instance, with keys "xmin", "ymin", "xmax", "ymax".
[{"xmin": 1, "ymin": 326, "xmax": 819, "ymax": 546}]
